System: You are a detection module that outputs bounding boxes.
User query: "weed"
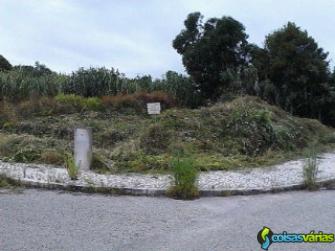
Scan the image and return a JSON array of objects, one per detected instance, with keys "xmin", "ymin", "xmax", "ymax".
[
  {"xmin": 167, "ymin": 157, "xmax": 199, "ymax": 200},
  {"xmin": 303, "ymin": 150, "xmax": 319, "ymax": 190},
  {"xmin": 64, "ymin": 153, "xmax": 78, "ymax": 180}
]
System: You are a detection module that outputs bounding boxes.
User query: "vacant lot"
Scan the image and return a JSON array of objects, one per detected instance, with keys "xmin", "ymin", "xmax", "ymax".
[{"xmin": 1, "ymin": 96, "xmax": 334, "ymax": 173}]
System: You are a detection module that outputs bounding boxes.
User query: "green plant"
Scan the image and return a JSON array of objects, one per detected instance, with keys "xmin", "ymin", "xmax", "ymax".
[
  {"xmin": 0, "ymin": 175, "xmax": 10, "ymax": 187},
  {"xmin": 84, "ymin": 97, "xmax": 103, "ymax": 111},
  {"xmin": 0, "ymin": 174, "xmax": 21, "ymax": 188},
  {"xmin": 64, "ymin": 153, "xmax": 78, "ymax": 180},
  {"xmin": 55, "ymin": 94, "xmax": 84, "ymax": 110},
  {"xmin": 167, "ymin": 157, "xmax": 199, "ymax": 200},
  {"xmin": 303, "ymin": 150, "xmax": 319, "ymax": 190}
]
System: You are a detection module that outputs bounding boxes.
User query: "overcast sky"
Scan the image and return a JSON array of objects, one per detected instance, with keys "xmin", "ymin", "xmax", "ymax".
[{"xmin": 1, "ymin": 0, "xmax": 334, "ymax": 77}]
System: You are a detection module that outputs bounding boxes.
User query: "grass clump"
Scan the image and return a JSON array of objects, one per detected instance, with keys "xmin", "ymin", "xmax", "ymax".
[
  {"xmin": 167, "ymin": 156, "xmax": 199, "ymax": 200},
  {"xmin": 64, "ymin": 153, "xmax": 78, "ymax": 180},
  {"xmin": 0, "ymin": 175, "xmax": 20, "ymax": 188},
  {"xmin": 303, "ymin": 150, "xmax": 319, "ymax": 190},
  {"xmin": 0, "ymin": 175, "xmax": 10, "ymax": 188}
]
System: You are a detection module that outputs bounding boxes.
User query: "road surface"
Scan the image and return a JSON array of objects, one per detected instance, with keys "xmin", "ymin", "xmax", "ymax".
[{"xmin": 0, "ymin": 188, "xmax": 334, "ymax": 251}]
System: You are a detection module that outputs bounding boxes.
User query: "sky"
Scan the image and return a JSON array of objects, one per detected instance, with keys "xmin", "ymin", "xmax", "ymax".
[{"xmin": 0, "ymin": 0, "xmax": 334, "ymax": 78}]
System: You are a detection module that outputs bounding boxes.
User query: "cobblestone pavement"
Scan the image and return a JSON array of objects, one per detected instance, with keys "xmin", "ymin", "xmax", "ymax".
[{"xmin": 0, "ymin": 152, "xmax": 334, "ymax": 195}]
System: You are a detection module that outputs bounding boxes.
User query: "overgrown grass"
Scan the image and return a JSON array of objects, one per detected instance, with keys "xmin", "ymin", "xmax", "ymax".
[
  {"xmin": 0, "ymin": 96, "xmax": 334, "ymax": 173},
  {"xmin": 167, "ymin": 156, "xmax": 199, "ymax": 200},
  {"xmin": 64, "ymin": 153, "xmax": 78, "ymax": 180},
  {"xmin": 303, "ymin": 150, "xmax": 319, "ymax": 190}
]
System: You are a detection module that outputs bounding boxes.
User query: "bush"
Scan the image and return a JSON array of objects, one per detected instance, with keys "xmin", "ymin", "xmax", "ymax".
[
  {"xmin": 226, "ymin": 102, "xmax": 275, "ymax": 155},
  {"xmin": 55, "ymin": 94, "xmax": 85, "ymax": 111},
  {"xmin": 55, "ymin": 94, "xmax": 103, "ymax": 113},
  {"xmin": 167, "ymin": 157, "xmax": 199, "ymax": 200},
  {"xmin": 85, "ymin": 97, "xmax": 103, "ymax": 111},
  {"xmin": 102, "ymin": 94, "xmax": 141, "ymax": 112},
  {"xmin": 134, "ymin": 91, "xmax": 175, "ymax": 109}
]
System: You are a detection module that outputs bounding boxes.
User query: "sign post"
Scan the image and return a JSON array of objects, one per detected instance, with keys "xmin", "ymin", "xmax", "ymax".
[
  {"xmin": 147, "ymin": 102, "xmax": 161, "ymax": 115},
  {"xmin": 147, "ymin": 102, "xmax": 161, "ymax": 123}
]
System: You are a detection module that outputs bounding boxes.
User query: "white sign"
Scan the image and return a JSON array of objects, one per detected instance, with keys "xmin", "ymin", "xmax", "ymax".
[
  {"xmin": 147, "ymin": 102, "xmax": 161, "ymax": 115},
  {"xmin": 74, "ymin": 128, "xmax": 92, "ymax": 171}
]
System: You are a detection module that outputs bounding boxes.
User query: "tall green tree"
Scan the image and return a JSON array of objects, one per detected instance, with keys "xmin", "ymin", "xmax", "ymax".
[
  {"xmin": 0, "ymin": 54, "xmax": 12, "ymax": 71},
  {"xmin": 262, "ymin": 22, "xmax": 330, "ymax": 119},
  {"xmin": 173, "ymin": 12, "xmax": 249, "ymax": 100}
]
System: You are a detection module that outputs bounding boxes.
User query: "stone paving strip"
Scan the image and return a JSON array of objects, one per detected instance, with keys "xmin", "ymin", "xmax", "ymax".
[{"xmin": 0, "ymin": 152, "xmax": 334, "ymax": 196}]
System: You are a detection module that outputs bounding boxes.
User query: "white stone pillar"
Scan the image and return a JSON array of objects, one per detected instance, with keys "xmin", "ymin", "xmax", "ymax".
[{"xmin": 74, "ymin": 127, "xmax": 92, "ymax": 171}]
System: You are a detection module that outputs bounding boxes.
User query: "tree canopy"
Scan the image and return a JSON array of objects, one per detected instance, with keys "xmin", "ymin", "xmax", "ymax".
[
  {"xmin": 173, "ymin": 12, "xmax": 249, "ymax": 100},
  {"xmin": 261, "ymin": 22, "xmax": 330, "ymax": 119},
  {"xmin": 0, "ymin": 54, "xmax": 12, "ymax": 71}
]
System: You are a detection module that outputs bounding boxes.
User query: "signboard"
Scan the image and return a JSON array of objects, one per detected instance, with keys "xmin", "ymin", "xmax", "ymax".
[
  {"xmin": 74, "ymin": 127, "xmax": 92, "ymax": 171},
  {"xmin": 147, "ymin": 102, "xmax": 161, "ymax": 115}
]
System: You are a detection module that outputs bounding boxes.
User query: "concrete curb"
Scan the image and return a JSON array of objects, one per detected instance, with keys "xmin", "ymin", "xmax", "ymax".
[
  {"xmin": 1, "ymin": 152, "xmax": 335, "ymax": 197},
  {"xmin": 3, "ymin": 176, "xmax": 335, "ymax": 197}
]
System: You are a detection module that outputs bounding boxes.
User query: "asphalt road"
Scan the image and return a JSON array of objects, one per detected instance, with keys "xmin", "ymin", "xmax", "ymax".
[{"xmin": 0, "ymin": 188, "xmax": 334, "ymax": 251}]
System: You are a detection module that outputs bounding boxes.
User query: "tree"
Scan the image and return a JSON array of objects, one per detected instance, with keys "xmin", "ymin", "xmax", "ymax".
[
  {"xmin": 0, "ymin": 54, "xmax": 12, "ymax": 71},
  {"xmin": 12, "ymin": 61, "xmax": 53, "ymax": 77},
  {"xmin": 331, "ymin": 68, "xmax": 335, "ymax": 87},
  {"xmin": 173, "ymin": 12, "xmax": 249, "ymax": 100},
  {"xmin": 257, "ymin": 22, "xmax": 331, "ymax": 119},
  {"xmin": 155, "ymin": 71, "xmax": 201, "ymax": 108}
]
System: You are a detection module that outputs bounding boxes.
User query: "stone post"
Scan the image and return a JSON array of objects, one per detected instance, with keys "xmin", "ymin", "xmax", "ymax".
[{"xmin": 74, "ymin": 127, "xmax": 92, "ymax": 171}]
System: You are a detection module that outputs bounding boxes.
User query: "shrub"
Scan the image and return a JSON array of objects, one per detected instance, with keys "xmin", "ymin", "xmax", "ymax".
[
  {"xmin": 226, "ymin": 103, "xmax": 275, "ymax": 156},
  {"xmin": 303, "ymin": 150, "xmax": 319, "ymax": 190},
  {"xmin": 101, "ymin": 94, "xmax": 141, "ymax": 112},
  {"xmin": 55, "ymin": 94, "xmax": 103, "ymax": 113},
  {"xmin": 84, "ymin": 97, "xmax": 103, "ymax": 111},
  {"xmin": 64, "ymin": 152, "xmax": 78, "ymax": 180},
  {"xmin": 55, "ymin": 94, "xmax": 84, "ymax": 111},
  {"xmin": 167, "ymin": 157, "xmax": 199, "ymax": 200},
  {"xmin": 134, "ymin": 91, "xmax": 175, "ymax": 109}
]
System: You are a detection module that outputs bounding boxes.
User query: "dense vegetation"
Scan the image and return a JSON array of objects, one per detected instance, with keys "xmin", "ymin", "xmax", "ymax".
[
  {"xmin": 173, "ymin": 13, "xmax": 335, "ymax": 127},
  {"xmin": 0, "ymin": 12, "xmax": 334, "ymax": 173},
  {"xmin": 0, "ymin": 96, "xmax": 334, "ymax": 173}
]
